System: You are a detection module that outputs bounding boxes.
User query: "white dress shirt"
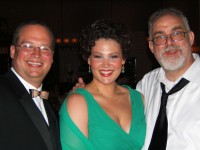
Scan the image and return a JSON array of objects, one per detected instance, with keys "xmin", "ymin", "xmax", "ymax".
[
  {"xmin": 11, "ymin": 68, "xmax": 49, "ymax": 125},
  {"xmin": 137, "ymin": 53, "xmax": 200, "ymax": 150}
]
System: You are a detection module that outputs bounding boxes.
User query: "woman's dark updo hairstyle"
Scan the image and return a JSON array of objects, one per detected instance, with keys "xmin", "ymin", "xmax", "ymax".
[{"xmin": 80, "ymin": 19, "xmax": 132, "ymax": 60}]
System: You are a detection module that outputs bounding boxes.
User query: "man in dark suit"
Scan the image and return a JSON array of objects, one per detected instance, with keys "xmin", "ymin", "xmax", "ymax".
[{"xmin": 0, "ymin": 21, "xmax": 61, "ymax": 150}]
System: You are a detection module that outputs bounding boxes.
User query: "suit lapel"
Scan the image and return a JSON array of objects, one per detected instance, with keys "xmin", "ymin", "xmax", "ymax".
[
  {"xmin": 6, "ymin": 70, "xmax": 53, "ymax": 150},
  {"xmin": 44, "ymin": 101, "xmax": 61, "ymax": 150}
]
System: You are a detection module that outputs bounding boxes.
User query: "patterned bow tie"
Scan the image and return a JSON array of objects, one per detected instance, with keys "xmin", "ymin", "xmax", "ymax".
[{"xmin": 29, "ymin": 89, "xmax": 49, "ymax": 100}]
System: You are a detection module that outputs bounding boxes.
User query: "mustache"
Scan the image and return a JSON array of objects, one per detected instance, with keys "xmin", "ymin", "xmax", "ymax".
[{"xmin": 163, "ymin": 45, "xmax": 183, "ymax": 52}]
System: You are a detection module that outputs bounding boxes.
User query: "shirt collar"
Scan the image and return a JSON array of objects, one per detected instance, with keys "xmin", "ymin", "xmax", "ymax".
[
  {"xmin": 11, "ymin": 67, "xmax": 42, "ymax": 93},
  {"xmin": 158, "ymin": 68, "xmax": 182, "ymax": 91},
  {"xmin": 157, "ymin": 53, "xmax": 200, "ymax": 90},
  {"xmin": 182, "ymin": 53, "xmax": 200, "ymax": 83}
]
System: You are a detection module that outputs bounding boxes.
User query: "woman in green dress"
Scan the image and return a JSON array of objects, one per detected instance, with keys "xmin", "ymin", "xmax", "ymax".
[{"xmin": 59, "ymin": 19, "xmax": 146, "ymax": 150}]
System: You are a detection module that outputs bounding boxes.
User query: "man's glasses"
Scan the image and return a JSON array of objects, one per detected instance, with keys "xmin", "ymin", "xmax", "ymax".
[
  {"xmin": 150, "ymin": 31, "xmax": 190, "ymax": 46},
  {"xmin": 14, "ymin": 43, "xmax": 53, "ymax": 56}
]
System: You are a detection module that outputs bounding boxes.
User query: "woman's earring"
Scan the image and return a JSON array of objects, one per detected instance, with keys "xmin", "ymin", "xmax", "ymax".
[
  {"xmin": 88, "ymin": 65, "xmax": 91, "ymax": 73},
  {"xmin": 122, "ymin": 65, "xmax": 125, "ymax": 73}
]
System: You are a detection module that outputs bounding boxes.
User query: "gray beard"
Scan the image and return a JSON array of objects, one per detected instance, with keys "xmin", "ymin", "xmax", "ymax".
[{"xmin": 159, "ymin": 46, "xmax": 185, "ymax": 71}]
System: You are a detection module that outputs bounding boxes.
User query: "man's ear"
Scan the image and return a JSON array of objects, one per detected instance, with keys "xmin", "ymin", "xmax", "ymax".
[
  {"xmin": 189, "ymin": 31, "xmax": 195, "ymax": 46},
  {"xmin": 51, "ymin": 53, "xmax": 54, "ymax": 63},
  {"xmin": 148, "ymin": 40, "xmax": 154, "ymax": 53},
  {"xmin": 10, "ymin": 45, "xmax": 16, "ymax": 59}
]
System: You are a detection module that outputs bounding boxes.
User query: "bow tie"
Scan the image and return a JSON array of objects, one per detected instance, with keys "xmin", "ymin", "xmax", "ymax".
[{"xmin": 29, "ymin": 89, "xmax": 49, "ymax": 100}]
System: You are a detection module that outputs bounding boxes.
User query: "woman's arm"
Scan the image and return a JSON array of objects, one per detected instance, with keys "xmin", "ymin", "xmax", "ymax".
[
  {"xmin": 59, "ymin": 93, "xmax": 93, "ymax": 150},
  {"xmin": 66, "ymin": 93, "xmax": 88, "ymax": 137}
]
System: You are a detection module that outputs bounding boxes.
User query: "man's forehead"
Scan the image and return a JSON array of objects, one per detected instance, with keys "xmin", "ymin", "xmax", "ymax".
[{"xmin": 152, "ymin": 15, "xmax": 185, "ymax": 32}]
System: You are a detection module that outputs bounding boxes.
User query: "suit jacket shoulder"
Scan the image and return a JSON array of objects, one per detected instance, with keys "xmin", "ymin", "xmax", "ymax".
[{"xmin": 0, "ymin": 70, "xmax": 61, "ymax": 150}]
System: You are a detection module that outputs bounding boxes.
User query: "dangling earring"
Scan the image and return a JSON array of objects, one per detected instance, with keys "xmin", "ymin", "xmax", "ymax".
[
  {"xmin": 121, "ymin": 65, "xmax": 125, "ymax": 73},
  {"xmin": 88, "ymin": 65, "xmax": 91, "ymax": 73}
]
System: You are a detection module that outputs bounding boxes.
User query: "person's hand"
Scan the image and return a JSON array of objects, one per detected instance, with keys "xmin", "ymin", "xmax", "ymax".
[{"xmin": 71, "ymin": 77, "xmax": 85, "ymax": 92}]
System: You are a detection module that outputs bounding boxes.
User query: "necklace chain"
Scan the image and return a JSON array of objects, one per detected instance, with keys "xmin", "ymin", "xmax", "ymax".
[{"xmin": 92, "ymin": 81, "xmax": 118, "ymax": 102}]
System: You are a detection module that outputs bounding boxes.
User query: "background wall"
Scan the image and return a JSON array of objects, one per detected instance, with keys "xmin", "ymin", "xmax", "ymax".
[{"xmin": 0, "ymin": 0, "xmax": 199, "ymax": 94}]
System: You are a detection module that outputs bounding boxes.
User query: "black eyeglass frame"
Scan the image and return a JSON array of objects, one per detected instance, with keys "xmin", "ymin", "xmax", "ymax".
[{"xmin": 149, "ymin": 31, "xmax": 190, "ymax": 46}]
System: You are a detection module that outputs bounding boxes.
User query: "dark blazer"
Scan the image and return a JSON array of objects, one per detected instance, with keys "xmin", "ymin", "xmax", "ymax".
[{"xmin": 0, "ymin": 69, "xmax": 61, "ymax": 150}]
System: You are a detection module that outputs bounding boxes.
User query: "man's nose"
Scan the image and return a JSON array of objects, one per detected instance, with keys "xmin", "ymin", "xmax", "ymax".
[
  {"xmin": 33, "ymin": 47, "xmax": 41, "ymax": 56},
  {"xmin": 165, "ymin": 36, "xmax": 175, "ymax": 46}
]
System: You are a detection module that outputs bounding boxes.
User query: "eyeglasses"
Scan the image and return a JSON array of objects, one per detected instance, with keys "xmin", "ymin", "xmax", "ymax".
[
  {"xmin": 90, "ymin": 53, "xmax": 122, "ymax": 62},
  {"xmin": 14, "ymin": 43, "xmax": 53, "ymax": 56},
  {"xmin": 150, "ymin": 31, "xmax": 190, "ymax": 46}
]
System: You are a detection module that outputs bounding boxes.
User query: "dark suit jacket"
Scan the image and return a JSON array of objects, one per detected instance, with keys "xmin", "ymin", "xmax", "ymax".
[{"xmin": 0, "ymin": 70, "xmax": 61, "ymax": 150}]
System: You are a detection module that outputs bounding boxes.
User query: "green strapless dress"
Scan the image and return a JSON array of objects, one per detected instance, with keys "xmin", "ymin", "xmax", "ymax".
[{"xmin": 59, "ymin": 85, "xmax": 146, "ymax": 150}]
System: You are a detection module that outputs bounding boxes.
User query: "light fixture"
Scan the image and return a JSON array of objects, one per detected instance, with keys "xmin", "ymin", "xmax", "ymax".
[{"xmin": 55, "ymin": 37, "xmax": 78, "ymax": 45}]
